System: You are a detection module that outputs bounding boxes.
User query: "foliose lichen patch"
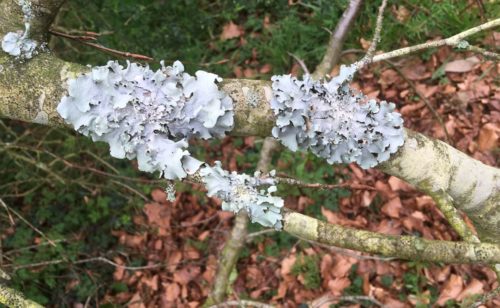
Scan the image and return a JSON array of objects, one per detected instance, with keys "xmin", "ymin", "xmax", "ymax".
[
  {"xmin": 200, "ymin": 161, "xmax": 284, "ymax": 229},
  {"xmin": 1, "ymin": 0, "xmax": 38, "ymax": 59},
  {"xmin": 57, "ymin": 60, "xmax": 233, "ymax": 180},
  {"xmin": 270, "ymin": 65, "xmax": 405, "ymax": 169}
]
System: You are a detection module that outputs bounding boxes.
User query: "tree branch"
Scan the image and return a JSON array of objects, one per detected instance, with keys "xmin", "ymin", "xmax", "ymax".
[
  {"xmin": 282, "ymin": 209, "xmax": 500, "ymax": 264},
  {"xmin": 312, "ymin": 0, "xmax": 364, "ymax": 79},
  {"xmin": 371, "ymin": 18, "xmax": 500, "ymax": 63}
]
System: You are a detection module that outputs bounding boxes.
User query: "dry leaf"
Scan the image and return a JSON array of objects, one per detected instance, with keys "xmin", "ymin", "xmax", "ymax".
[
  {"xmin": 457, "ymin": 279, "xmax": 484, "ymax": 301},
  {"xmin": 436, "ymin": 274, "xmax": 463, "ymax": 306},
  {"xmin": 151, "ymin": 188, "xmax": 167, "ymax": 203},
  {"xmin": 478, "ymin": 123, "xmax": 499, "ymax": 151},
  {"xmin": 281, "ymin": 255, "xmax": 296, "ymax": 276},
  {"xmin": 220, "ymin": 21, "xmax": 244, "ymax": 40},
  {"xmin": 445, "ymin": 57, "xmax": 480, "ymax": 73},
  {"xmin": 162, "ymin": 282, "xmax": 181, "ymax": 302},
  {"xmin": 381, "ymin": 197, "xmax": 402, "ymax": 218}
]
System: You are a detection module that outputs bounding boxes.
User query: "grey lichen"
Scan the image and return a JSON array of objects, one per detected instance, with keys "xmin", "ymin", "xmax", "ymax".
[
  {"xmin": 57, "ymin": 60, "xmax": 233, "ymax": 180},
  {"xmin": 270, "ymin": 65, "xmax": 405, "ymax": 169},
  {"xmin": 1, "ymin": 0, "xmax": 38, "ymax": 59},
  {"xmin": 200, "ymin": 161, "xmax": 284, "ymax": 229}
]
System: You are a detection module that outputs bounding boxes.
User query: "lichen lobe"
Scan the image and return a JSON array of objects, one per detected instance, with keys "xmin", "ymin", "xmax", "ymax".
[{"xmin": 270, "ymin": 65, "xmax": 405, "ymax": 169}]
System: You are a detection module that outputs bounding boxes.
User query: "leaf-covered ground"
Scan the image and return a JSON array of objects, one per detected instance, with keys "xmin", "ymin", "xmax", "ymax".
[{"xmin": 0, "ymin": 0, "xmax": 499, "ymax": 307}]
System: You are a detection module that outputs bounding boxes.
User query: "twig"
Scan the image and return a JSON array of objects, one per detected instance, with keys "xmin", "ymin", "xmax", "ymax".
[
  {"xmin": 287, "ymin": 52, "xmax": 310, "ymax": 75},
  {"xmin": 208, "ymin": 300, "xmax": 275, "ymax": 308},
  {"xmin": 310, "ymin": 294, "xmax": 388, "ymax": 308},
  {"xmin": 272, "ymin": 176, "xmax": 375, "ymax": 191},
  {"xmin": 312, "ymin": 0, "xmax": 364, "ymax": 79},
  {"xmin": 371, "ymin": 18, "xmax": 500, "ymax": 63},
  {"xmin": 354, "ymin": 0, "xmax": 388, "ymax": 70},
  {"xmin": 0, "ymin": 198, "xmax": 57, "ymax": 247},
  {"xmin": 387, "ymin": 61, "xmax": 451, "ymax": 143},
  {"xmin": 428, "ymin": 190, "xmax": 479, "ymax": 243},
  {"xmin": 5, "ymin": 256, "xmax": 164, "ymax": 271},
  {"xmin": 246, "ymin": 229, "xmax": 276, "ymax": 241},
  {"xmin": 49, "ymin": 29, "xmax": 154, "ymax": 61},
  {"xmin": 463, "ymin": 44, "xmax": 500, "ymax": 60}
]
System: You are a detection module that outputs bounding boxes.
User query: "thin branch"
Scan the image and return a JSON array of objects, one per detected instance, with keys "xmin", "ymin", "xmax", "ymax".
[
  {"xmin": 287, "ymin": 52, "xmax": 310, "ymax": 75},
  {"xmin": 463, "ymin": 44, "xmax": 500, "ymax": 60},
  {"xmin": 49, "ymin": 29, "xmax": 154, "ymax": 61},
  {"xmin": 5, "ymin": 256, "xmax": 164, "ymax": 271},
  {"xmin": 356, "ymin": 0, "xmax": 388, "ymax": 69},
  {"xmin": 208, "ymin": 300, "xmax": 275, "ymax": 308},
  {"xmin": 312, "ymin": 0, "xmax": 364, "ymax": 79},
  {"xmin": 387, "ymin": 61, "xmax": 450, "ymax": 143},
  {"xmin": 0, "ymin": 198, "xmax": 58, "ymax": 247},
  {"xmin": 310, "ymin": 293, "xmax": 388, "ymax": 308},
  {"xmin": 272, "ymin": 176, "xmax": 376, "ymax": 191},
  {"xmin": 371, "ymin": 18, "xmax": 500, "ymax": 63}
]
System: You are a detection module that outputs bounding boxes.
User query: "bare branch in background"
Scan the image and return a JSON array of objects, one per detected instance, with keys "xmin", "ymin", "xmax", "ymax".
[
  {"xmin": 49, "ymin": 29, "xmax": 154, "ymax": 61},
  {"xmin": 371, "ymin": 18, "xmax": 500, "ymax": 63},
  {"xmin": 312, "ymin": 0, "xmax": 364, "ymax": 79}
]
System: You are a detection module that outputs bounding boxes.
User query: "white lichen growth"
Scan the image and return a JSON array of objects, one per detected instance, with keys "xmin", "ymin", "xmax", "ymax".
[
  {"xmin": 200, "ymin": 162, "xmax": 284, "ymax": 229},
  {"xmin": 57, "ymin": 60, "xmax": 233, "ymax": 180},
  {"xmin": 270, "ymin": 65, "xmax": 404, "ymax": 169},
  {"xmin": 1, "ymin": 0, "xmax": 38, "ymax": 59}
]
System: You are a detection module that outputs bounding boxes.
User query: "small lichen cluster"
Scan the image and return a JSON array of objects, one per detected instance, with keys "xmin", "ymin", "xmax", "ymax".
[
  {"xmin": 57, "ymin": 60, "xmax": 233, "ymax": 180},
  {"xmin": 270, "ymin": 65, "xmax": 404, "ymax": 169},
  {"xmin": 1, "ymin": 0, "xmax": 38, "ymax": 59},
  {"xmin": 200, "ymin": 162, "xmax": 284, "ymax": 229}
]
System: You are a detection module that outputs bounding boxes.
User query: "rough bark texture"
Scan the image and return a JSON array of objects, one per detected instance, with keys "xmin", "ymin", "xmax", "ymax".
[
  {"xmin": 283, "ymin": 210, "xmax": 500, "ymax": 264},
  {"xmin": 0, "ymin": 283, "xmax": 43, "ymax": 308}
]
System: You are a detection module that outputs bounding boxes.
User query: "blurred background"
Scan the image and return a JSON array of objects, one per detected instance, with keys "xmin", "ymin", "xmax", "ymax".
[{"xmin": 1, "ymin": 0, "xmax": 499, "ymax": 306}]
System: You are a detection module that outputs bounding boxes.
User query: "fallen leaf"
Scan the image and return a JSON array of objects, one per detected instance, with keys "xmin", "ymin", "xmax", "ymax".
[
  {"xmin": 328, "ymin": 277, "xmax": 351, "ymax": 296},
  {"xmin": 457, "ymin": 279, "xmax": 484, "ymax": 301},
  {"xmin": 162, "ymin": 282, "xmax": 180, "ymax": 302},
  {"xmin": 220, "ymin": 22, "xmax": 244, "ymax": 40},
  {"xmin": 478, "ymin": 123, "xmax": 499, "ymax": 151},
  {"xmin": 281, "ymin": 255, "xmax": 296, "ymax": 276},
  {"xmin": 381, "ymin": 197, "xmax": 402, "ymax": 218},
  {"xmin": 436, "ymin": 274, "xmax": 463, "ymax": 306},
  {"xmin": 151, "ymin": 188, "xmax": 167, "ymax": 203},
  {"xmin": 445, "ymin": 57, "xmax": 480, "ymax": 73}
]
